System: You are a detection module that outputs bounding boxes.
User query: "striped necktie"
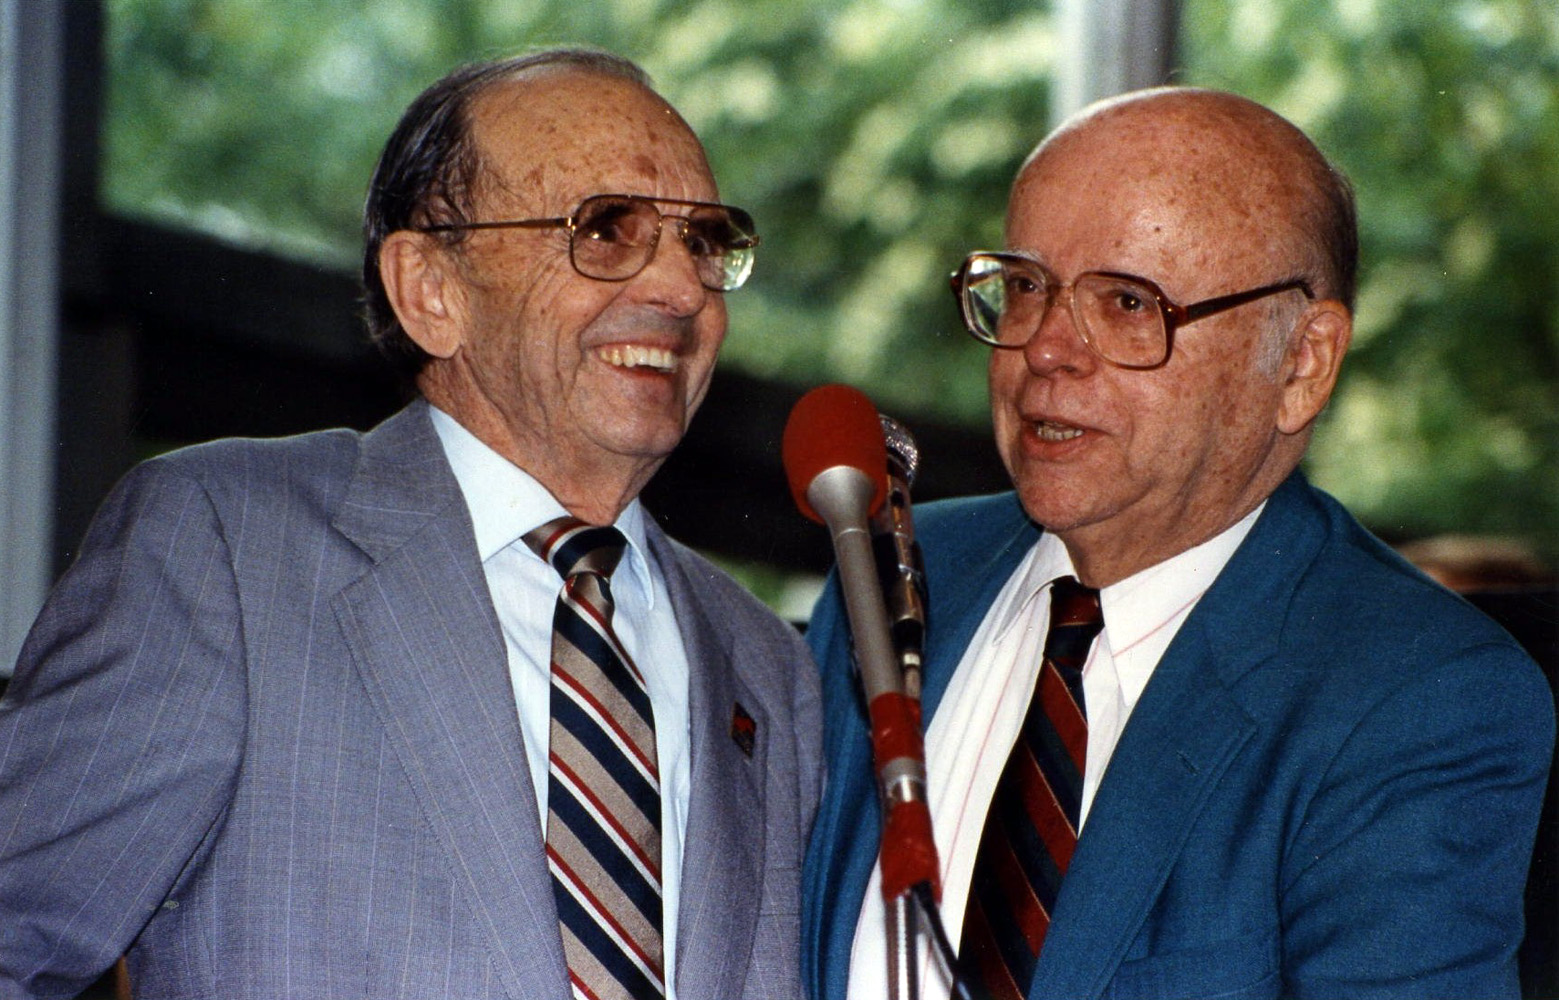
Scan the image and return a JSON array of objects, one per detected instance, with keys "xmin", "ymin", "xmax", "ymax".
[
  {"xmin": 525, "ymin": 516, "xmax": 665, "ymax": 1000},
  {"xmin": 960, "ymin": 575, "xmax": 1103, "ymax": 1000}
]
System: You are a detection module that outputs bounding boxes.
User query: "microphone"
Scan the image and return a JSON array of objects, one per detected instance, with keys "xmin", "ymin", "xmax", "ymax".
[
  {"xmin": 873, "ymin": 414, "xmax": 928, "ymax": 707},
  {"xmin": 783, "ymin": 385, "xmax": 939, "ymax": 903},
  {"xmin": 782, "ymin": 383, "xmax": 887, "ymax": 528}
]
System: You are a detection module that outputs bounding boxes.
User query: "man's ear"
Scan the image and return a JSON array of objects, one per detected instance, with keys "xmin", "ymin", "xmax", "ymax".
[
  {"xmin": 1277, "ymin": 299, "xmax": 1352, "ymax": 435},
  {"xmin": 378, "ymin": 231, "xmax": 465, "ymax": 360}
]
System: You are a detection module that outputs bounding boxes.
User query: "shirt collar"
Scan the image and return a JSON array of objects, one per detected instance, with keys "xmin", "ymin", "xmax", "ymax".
[
  {"xmin": 1099, "ymin": 503, "xmax": 1263, "ymax": 657},
  {"xmin": 428, "ymin": 404, "xmax": 655, "ymax": 603},
  {"xmin": 989, "ymin": 532, "xmax": 1075, "ymax": 644},
  {"xmin": 989, "ymin": 503, "xmax": 1265, "ymax": 648}
]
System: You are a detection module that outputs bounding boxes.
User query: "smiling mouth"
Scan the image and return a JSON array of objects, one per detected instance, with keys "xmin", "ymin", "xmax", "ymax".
[
  {"xmin": 597, "ymin": 344, "xmax": 678, "ymax": 373},
  {"xmin": 1034, "ymin": 420, "xmax": 1084, "ymax": 442}
]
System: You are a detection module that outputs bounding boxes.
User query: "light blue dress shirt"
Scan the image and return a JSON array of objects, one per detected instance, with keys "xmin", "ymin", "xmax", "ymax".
[{"xmin": 430, "ymin": 407, "xmax": 692, "ymax": 996}]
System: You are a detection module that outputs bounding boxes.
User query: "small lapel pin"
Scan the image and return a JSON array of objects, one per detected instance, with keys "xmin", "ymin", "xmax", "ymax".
[{"xmin": 730, "ymin": 702, "xmax": 756, "ymax": 757}]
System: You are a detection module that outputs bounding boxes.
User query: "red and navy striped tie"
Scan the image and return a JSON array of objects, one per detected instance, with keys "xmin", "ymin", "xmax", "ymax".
[
  {"xmin": 525, "ymin": 516, "xmax": 664, "ymax": 1000},
  {"xmin": 960, "ymin": 575, "xmax": 1103, "ymax": 999}
]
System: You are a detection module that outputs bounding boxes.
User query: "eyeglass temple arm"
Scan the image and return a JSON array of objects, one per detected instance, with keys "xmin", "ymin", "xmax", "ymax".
[
  {"xmin": 1177, "ymin": 279, "xmax": 1315, "ymax": 325},
  {"xmin": 417, "ymin": 217, "xmax": 570, "ymax": 234}
]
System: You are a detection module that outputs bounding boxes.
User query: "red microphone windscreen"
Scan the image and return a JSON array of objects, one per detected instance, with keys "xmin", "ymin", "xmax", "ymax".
[{"xmin": 782, "ymin": 384, "xmax": 889, "ymax": 524}]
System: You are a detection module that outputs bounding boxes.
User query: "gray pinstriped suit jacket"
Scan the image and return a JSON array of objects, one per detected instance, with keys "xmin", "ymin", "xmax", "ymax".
[{"xmin": 0, "ymin": 400, "xmax": 822, "ymax": 1000}]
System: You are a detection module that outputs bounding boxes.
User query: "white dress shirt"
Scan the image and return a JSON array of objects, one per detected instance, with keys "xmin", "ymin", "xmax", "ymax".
[
  {"xmin": 846, "ymin": 505, "xmax": 1263, "ymax": 1000},
  {"xmin": 430, "ymin": 407, "xmax": 692, "ymax": 997}
]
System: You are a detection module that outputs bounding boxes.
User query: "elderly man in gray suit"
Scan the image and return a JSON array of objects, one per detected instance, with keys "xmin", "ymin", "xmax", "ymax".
[{"xmin": 0, "ymin": 48, "xmax": 820, "ymax": 1000}]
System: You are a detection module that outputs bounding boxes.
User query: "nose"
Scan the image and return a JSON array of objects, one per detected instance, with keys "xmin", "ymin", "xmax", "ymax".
[
  {"xmin": 1021, "ymin": 290, "xmax": 1097, "ymax": 376},
  {"xmin": 633, "ymin": 219, "xmax": 709, "ymax": 317}
]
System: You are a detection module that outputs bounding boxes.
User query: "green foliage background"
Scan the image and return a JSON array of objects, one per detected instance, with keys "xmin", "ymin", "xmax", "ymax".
[
  {"xmin": 104, "ymin": 0, "xmax": 1558, "ymax": 565},
  {"xmin": 1184, "ymin": 0, "xmax": 1558, "ymax": 561}
]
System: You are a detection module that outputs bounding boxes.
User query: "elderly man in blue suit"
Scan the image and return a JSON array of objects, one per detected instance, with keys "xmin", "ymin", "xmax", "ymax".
[
  {"xmin": 802, "ymin": 88, "xmax": 1553, "ymax": 1000},
  {"xmin": 0, "ymin": 49, "xmax": 820, "ymax": 1000}
]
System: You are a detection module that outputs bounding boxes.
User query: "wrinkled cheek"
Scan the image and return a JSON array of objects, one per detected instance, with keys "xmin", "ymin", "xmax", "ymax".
[
  {"xmin": 993, "ymin": 354, "xmax": 1031, "ymax": 407},
  {"xmin": 987, "ymin": 351, "xmax": 1010, "ymax": 393},
  {"xmin": 988, "ymin": 407, "xmax": 1024, "ymax": 483},
  {"xmin": 519, "ymin": 258, "xmax": 588, "ymax": 318},
  {"xmin": 693, "ymin": 358, "xmax": 720, "ymax": 402},
  {"xmin": 987, "ymin": 355, "xmax": 1022, "ymax": 417},
  {"xmin": 685, "ymin": 318, "xmax": 727, "ymax": 409}
]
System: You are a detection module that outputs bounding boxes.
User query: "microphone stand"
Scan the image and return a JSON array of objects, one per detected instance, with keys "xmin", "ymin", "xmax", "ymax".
[
  {"xmin": 782, "ymin": 388, "xmax": 968, "ymax": 1000},
  {"xmin": 884, "ymin": 687, "xmax": 968, "ymax": 998},
  {"xmin": 806, "ymin": 464, "xmax": 921, "ymax": 1000},
  {"xmin": 874, "ymin": 416, "xmax": 971, "ymax": 1000},
  {"xmin": 874, "ymin": 416, "xmax": 928, "ymax": 1000}
]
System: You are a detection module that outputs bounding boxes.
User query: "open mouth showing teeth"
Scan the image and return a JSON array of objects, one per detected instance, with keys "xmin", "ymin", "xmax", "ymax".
[
  {"xmin": 1035, "ymin": 421, "xmax": 1084, "ymax": 442},
  {"xmin": 599, "ymin": 345, "xmax": 677, "ymax": 372}
]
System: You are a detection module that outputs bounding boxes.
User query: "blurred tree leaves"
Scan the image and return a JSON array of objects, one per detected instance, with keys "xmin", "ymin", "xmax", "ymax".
[
  {"xmin": 104, "ymin": 0, "xmax": 1557, "ymax": 562},
  {"xmin": 1183, "ymin": 0, "xmax": 1558, "ymax": 559},
  {"xmin": 104, "ymin": 0, "xmax": 1053, "ymax": 427}
]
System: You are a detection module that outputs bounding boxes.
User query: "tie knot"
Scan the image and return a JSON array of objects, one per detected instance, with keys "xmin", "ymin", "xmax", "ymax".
[
  {"xmin": 523, "ymin": 515, "xmax": 627, "ymax": 581},
  {"xmin": 1045, "ymin": 575, "xmax": 1104, "ymax": 665}
]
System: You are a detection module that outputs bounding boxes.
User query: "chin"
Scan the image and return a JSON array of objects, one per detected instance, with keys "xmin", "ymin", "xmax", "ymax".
[
  {"xmin": 603, "ymin": 422, "xmax": 686, "ymax": 465},
  {"xmin": 1013, "ymin": 478, "xmax": 1113, "ymax": 535}
]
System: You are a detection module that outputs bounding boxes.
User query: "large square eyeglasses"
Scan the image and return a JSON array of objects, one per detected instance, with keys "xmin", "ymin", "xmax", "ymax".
[
  {"xmin": 418, "ymin": 193, "xmax": 759, "ymax": 292},
  {"xmin": 951, "ymin": 251, "xmax": 1313, "ymax": 369}
]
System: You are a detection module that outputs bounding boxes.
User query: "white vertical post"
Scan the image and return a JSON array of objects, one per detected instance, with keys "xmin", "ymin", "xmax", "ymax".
[
  {"xmin": 0, "ymin": 0, "xmax": 64, "ymax": 672},
  {"xmin": 1055, "ymin": 0, "xmax": 1180, "ymax": 124}
]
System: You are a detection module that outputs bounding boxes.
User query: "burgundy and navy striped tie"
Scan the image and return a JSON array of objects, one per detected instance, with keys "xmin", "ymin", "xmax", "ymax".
[
  {"xmin": 960, "ymin": 575, "xmax": 1103, "ymax": 1000},
  {"xmin": 525, "ymin": 516, "xmax": 665, "ymax": 1000}
]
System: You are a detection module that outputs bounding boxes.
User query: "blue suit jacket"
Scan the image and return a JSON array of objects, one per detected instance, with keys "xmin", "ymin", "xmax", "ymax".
[
  {"xmin": 0, "ymin": 401, "xmax": 822, "ymax": 1000},
  {"xmin": 802, "ymin": 474, "xmax": 1553, "ymax": 999}
]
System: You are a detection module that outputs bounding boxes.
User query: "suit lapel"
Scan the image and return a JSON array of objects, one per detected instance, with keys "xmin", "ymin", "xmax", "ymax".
[
  {"xmin": 650, "ymin": 526, "xmax": 766, "ymax": 1000},
  {"xmin": 921, "ymin": 502, "xmax": 1042, "ymax": 720},
  {"xmin": 328, "ymin": 402, "xmax": 568, "ymax": 1000},
  {"xmin": 1030, "ymin": 475, "xmax": 1325, "ymax": 999},
  {"xmin": 1030, "ymin": 621, "xmax": 1259, "ymax": 998}
]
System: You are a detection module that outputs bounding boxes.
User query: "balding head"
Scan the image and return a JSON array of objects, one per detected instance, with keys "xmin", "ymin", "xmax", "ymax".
[{"xmin": 1021, "ymin": 87, "xmax": 1357, "ymax": 309}]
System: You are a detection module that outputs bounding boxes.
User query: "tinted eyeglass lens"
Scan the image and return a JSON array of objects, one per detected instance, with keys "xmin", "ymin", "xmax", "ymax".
[
  {"xmin": 1073, "ymin": 273, "xmax": 1168, "ymax": 367},
  {"xmin": 959, "ymin": 255, "xmax": 1170, "ymax": 366},
  {"xmin": 962, "ymin": 255, "xmax": 1049, "ymax": 346},
  {"xmin": 571, "ymin": 197, "xmax": 659, "ymax": 280},
  {"xmin": 685, "ymin": 204, "xmax": 757, "ymax": 291},
  {"xmin": 570, "ymin": 196, "xmax": 757, "ymax": 291}
]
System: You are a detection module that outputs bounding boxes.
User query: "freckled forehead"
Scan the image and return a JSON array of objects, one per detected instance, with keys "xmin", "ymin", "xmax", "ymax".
[
  {"xmin": 466, "ymin": 69, "xmax": 718, "ymax": 212},
  {"xmin": 1006, "ymin": 98, "xmax": 1308, "ymax": 282}
]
